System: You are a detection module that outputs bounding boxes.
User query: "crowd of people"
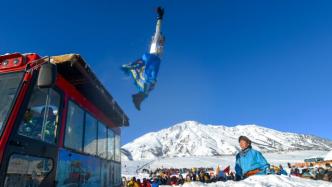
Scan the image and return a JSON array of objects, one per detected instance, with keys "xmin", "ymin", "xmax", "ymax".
[
  {"xmin": 123, "ymin": 164, "xmax": 291, "ymax": 186},
  {"xmin": 123, "ymin": 136, "xmax": 332, "ymax": 186},
  {"xmin": 123, "ymin": 167, "xmax": 227, "ymax": 186},
  {"xmin": 289, "ymin": 163, "xmax": 332, "ymax": 182}
]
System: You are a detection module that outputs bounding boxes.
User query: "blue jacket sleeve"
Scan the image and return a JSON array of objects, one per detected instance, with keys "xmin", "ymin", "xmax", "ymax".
[{"xmin": 251, "ymin": 151, "xmax": 269, "ymax": 173}]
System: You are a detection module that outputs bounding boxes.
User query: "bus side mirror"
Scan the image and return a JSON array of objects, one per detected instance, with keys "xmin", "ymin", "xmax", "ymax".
[{"xmin": 37, "ymin": 63, "xmax": 57, "ymax": 88}]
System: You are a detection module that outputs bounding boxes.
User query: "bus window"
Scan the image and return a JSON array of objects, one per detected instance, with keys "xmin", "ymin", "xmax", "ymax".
[
  {"xmin": 4, "ymin": 154, "xmax": 53, "ymax": 187},
  {"xmin": 115, "ymin": 134, "xmax": 121, "ymax": 162},
  {"xmin": 107, "ymin": 129, "xmax": 115, "ymax": 161},
  {"xmin": 112, "ymin": 162, "xmax": 121, "ymax": 186},
  {"xmin": 110, "ymin": 162, "xmax": 115, "ymax": 186},
  {"xmin": 97, "ymin": 122, "xmax": 107, "ymax": 159},
  {"xmin": 18, "ymin": 86, "xmax": 60, "ymax": 144},
  {"xmin": 56, "ymin": 149, "xmax": 101, "ymax": 186},
  {"xmin": 84, "ymin": 113, "xmax": 97, "ymax": 155},
  {"xmin": 64, "ymin": 101, "xmax": 84, "ymax": 151},
  {"xmin": 101, "ymin": 160, "xmax": 108, "ymax": 187},
  {"xmin": 116, "ymin": 163, "xmax": 121, "ymax": 185},
  {"xmin": 0, "ymin": 72, "xmax": 24, "ymax": 137}
]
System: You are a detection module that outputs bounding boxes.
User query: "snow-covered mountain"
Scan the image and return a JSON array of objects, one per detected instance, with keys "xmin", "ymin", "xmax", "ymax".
[{"xmin": 122, "ymin": 121, "xmax": 332, "ymax": 161}]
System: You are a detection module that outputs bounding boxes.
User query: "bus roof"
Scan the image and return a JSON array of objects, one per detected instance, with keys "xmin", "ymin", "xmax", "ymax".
[{"xmin": 50, "ymin": 54, "xmax": 129, "ymax": 127}]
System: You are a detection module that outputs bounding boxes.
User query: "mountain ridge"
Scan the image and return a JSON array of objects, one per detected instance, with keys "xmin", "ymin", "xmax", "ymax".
[{"xmin": 122, "ymin": 121, "xmax": 332, "ymax": 161}]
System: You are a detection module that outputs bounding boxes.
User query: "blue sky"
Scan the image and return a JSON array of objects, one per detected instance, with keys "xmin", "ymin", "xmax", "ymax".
[{"xmin": 1, "ymin": 0, "xmax": 331, "ymax": 144}]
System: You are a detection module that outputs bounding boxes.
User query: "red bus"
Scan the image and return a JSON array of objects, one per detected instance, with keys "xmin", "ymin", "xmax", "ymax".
[{"xmin": 0, "ymin": 53, "xmax": 129, "ymax": 187}]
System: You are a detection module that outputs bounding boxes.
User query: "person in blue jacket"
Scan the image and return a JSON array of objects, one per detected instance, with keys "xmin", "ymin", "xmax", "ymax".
[
  {"xmin": 150, "ymin": 177, "xmax": 160, "ymax": 187},
  {"xmin": 278, "ymin": 165, "xmax": 288, "ymax": 176},
  {"xmin": 235, "ymin": 136, "xmax": 270, "ymax": 180}
]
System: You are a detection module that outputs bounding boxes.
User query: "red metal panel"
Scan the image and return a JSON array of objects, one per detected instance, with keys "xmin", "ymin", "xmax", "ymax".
[{"xmin": 0, "ymin": 53, "xmax": 40, "ymax": 73}]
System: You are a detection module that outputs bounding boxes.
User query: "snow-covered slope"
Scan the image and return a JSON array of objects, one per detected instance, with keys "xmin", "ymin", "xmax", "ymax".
[
  {"xmin": 325, "ymin": 150, "xmax": 332, "ymax": 161},
  {"xmin": 122, "ymin": 121, "xmax": 332, "ymax": 161},
  {"xmin": 122, "ymin": 150, "xmax": 330, "ymax": 175}
]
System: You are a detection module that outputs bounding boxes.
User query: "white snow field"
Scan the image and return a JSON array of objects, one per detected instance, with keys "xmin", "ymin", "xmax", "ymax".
[
  {"xmin": 325, "ymin": 150, "xmax": 332, "ymax": 161},
  {"xmin": 173, "ymin": 175, "xmax": 332, "ymax": 187},
  {"xmin": 122, "ymin": 150, "xmax": 332, "ymax": 187},
  {"xmin": 122, "ymin": 150, "xmax": 330, "ymax": 174}
]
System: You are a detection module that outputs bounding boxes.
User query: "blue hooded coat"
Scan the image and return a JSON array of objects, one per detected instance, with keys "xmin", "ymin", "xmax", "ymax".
[{"xmin": 235, "ymin": 147, "xmax": 270, "ymax": 179}]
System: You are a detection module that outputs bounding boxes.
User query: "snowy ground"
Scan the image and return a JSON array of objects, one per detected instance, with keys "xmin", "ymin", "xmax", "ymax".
[
  {"xmin": 122, "ymin": 150, "xmax": 332, "ymax": 187},
  {"xmin": 169, "ymin": 175, "xmax": 332, "ymax": 187}
]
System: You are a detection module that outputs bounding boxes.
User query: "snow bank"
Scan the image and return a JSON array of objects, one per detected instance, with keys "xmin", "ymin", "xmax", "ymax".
[
  {"xmin": 163, "ymin": 175, "xmax": 332, "ymax": 187},
  {"xmin": 325, "ymin": 150, "xmax": 332, "ymax": 161}
]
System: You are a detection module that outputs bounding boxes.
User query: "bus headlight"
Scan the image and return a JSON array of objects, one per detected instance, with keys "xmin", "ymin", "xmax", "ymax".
[{"xmin": 2, "ymin": 60, "xmax": 8, "ymax": 66}]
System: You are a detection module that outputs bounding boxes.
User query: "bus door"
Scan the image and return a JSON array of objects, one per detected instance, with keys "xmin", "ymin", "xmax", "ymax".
[{"xmin": 1, "ymin": 82, "xmax": 63, "ymax": 187}]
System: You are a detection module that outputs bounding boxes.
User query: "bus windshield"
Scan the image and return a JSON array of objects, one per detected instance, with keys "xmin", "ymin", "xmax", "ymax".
[{"xmin": 0, "ymin": 72, "xmax": 24, "ymax": 136}]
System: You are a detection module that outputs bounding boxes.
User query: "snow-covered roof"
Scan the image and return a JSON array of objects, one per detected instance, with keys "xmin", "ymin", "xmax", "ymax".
[{"xmin": 325, "ymin": 150, "xmax": 332, "ymax": 161}]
